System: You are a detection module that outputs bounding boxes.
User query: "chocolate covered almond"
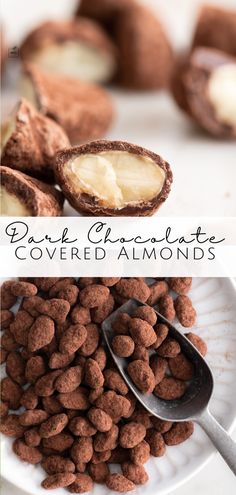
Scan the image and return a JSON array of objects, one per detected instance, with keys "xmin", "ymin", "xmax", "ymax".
[
  {"xmin": 20, "ymin": 19, "xmax": 117, "ymax": 84},
  {"xmin": 1, "ymin": 98, "xmax": 70, "ymax": 182},
  {"xmin": 0, "ymin": 166, "xmax": 64, "ymax": 216},
  {"xmin": 170, "ymin": 53, "xmax": 192, "ymax": 115},
  {"xmin": 192, "ymin": 5, "xmax": 236, "ymax": 57},
  {"xmin": 55, "ymin": 140, "xmax": 172, "ymax": 216},
  {"xmin": 1, "ymin": 28, "xmax": 7, "ymax": 74},
  {"xmin": 77, "ymin": 0, "xmax": 173, "ymax": 90},
  {"xmin": 77, "ymin": 0, "xmax": 134, "ymax": 25},
  {"xmin": 185, "ymin": 48, "xmax": 236, "ymax": 138},
  {"xmin": 114, "ymin": 4, "xmax": 173, "ymax": 89},
  {"xmin": 21, "ymin": 64, "xmax": 114, "ymax": 144}
]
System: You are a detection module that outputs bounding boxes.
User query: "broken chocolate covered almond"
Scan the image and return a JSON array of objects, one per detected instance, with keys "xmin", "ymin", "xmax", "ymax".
[
  {"xmin": 55, "ymin": 140, "xmax": 172, "ymax": 216},
  {"xmin": 21, "ymin": 64, "xmax": 114, "ymax": 144},
  {"xmin": 192, "ymin": 5, "xmax": 236, "ymax": 57},
  {"xmin": 20, "ymin": 19, "xmax": 117, "ymax": 84},
  {"xmin": 1, "ymin": 98, "xmax": 70, "ymax": 182},
  {"xmin": 114, "ymin": 3, "xmax": 173, "ymax": 89},
  {"xmin": 184, "ymin": 48, "xmax": 236, "ymax": 138},
  {"xmin": 0, "ymin": 166, "xmax": 64, "ymax": 216}
]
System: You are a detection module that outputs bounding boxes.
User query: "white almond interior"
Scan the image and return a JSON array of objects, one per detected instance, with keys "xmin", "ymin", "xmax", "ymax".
[
  {"xmin": 65, "ymin": 151, "xmax": 166, "ymax": 209},
  {"xmin": 29, "ymin": 41, "xmax": 116, "ymax": 83},
  {"xmin": 0, "ymin": 186, "xmax": 31, "ymax": 216},
  {"xmin": 1, "ymin": 114, "xmax": 16, "ymax": 153},
  {"xmin": 208, "ymin": 64, "xmax": 236, "ymax": 127}
]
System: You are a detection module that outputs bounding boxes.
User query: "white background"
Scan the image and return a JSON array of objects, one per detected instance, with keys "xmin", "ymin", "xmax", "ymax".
[{"xmin": 1, "ymin": 1, "xmax": 236, "ymax": 494}]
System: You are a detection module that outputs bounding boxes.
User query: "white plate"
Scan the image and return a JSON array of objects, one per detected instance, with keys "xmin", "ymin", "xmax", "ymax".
[{"xmin": 1, "ymin": 277, "xmax": 236, "ymax": 495}]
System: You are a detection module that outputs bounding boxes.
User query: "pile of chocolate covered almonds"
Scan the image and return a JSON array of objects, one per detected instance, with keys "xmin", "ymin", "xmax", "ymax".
[{"xmin": 0, "ymin": 277, "xmax": 207, "ymax": 492}]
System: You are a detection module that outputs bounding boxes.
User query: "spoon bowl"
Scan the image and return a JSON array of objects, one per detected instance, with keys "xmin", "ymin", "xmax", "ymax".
[
  {"xmin": 102, "ymin": 298, "xmax": 236, "ymax": 475},
  {"xmin": 102, "ymin": 298, "xmax": 213, "ymax": 422}
]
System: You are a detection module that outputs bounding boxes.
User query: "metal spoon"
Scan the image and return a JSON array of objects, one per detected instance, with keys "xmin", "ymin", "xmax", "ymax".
[{"xmin": 102, "ymin": 298, "xmax": 236, "ymax": 475}]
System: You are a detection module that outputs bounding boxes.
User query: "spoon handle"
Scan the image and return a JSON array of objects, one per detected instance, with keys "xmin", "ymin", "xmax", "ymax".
[{"xmin": 197, "ymin": 408, "xmax": 236, "ymax": 475}]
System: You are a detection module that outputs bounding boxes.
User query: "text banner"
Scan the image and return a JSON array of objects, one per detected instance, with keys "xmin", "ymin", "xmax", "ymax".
[{"xmin": 0, "ymin": 217, "xmax": 235, "ymax": 277}]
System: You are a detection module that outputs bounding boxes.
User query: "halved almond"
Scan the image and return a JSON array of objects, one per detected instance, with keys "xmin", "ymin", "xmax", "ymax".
[{"xmin": 55, "ymin": 140, "xmax": 172, "ymax": 216}]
